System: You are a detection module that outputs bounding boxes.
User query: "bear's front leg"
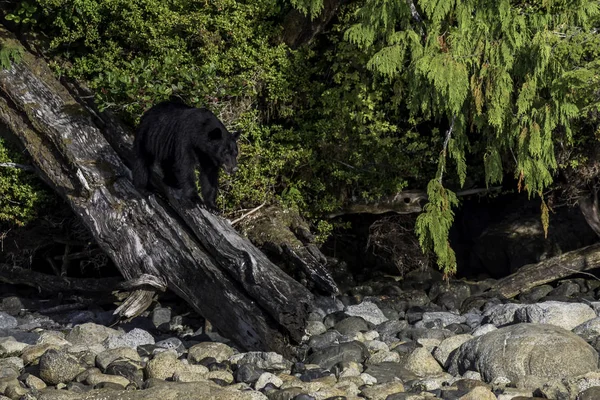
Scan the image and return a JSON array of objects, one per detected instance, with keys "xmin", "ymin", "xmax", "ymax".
[{"xmin": 199, "ymin": 163, "xmax": 220, "ymax": 213}]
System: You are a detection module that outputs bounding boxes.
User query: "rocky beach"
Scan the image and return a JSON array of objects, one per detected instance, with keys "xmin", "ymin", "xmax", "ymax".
[{"xmin": 2, "ymin": 269, "xmax": 600, "ymax": 400}]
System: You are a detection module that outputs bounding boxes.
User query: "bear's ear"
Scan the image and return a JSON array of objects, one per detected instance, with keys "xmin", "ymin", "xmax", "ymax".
[
  {"xmin": 208, "ymin": 128, "xmax": 223, "ymax": 141},
  {"xmin": 232, "ymin": 130, "xmax": 241, "ymax": 141}
]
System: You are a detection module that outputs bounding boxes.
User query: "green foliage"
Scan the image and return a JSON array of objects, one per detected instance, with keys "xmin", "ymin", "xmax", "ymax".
[
  {"xmin": 9, "ymin": 0, "xmax": 599, "ymax": 275},
  {"xmin": 342, "ymin": 0, "xmax": 600, "ymax": 273},
  {"xmin": 290, "ymin": 0, "xmax": 324, "ymax": 19},
  {"xmin": 6, "ymin": 2, "xmax": 40, "ymax": 26},
  {"xmin": 415, "ymin": 180, "xmax": 458, "ymax": 275},
  {"xmin": 0, "ymin": 139, "xmax": 55, "ymax": 227},
  {"xmin": 0, "ymin": 43, "xmax": 24, "ymax": 70},
  {"xmin": 21, "ymin": 0, "xmax": 438, "ymax": 219}
]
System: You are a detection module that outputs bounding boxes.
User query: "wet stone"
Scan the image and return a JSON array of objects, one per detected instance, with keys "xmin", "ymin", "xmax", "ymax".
[{"xmin": 333, "ymin": 317, "xmax": 371, "ymax": 336}]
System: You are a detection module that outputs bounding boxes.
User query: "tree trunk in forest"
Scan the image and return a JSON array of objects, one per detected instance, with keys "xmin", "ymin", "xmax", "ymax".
[
  {"xmin": 0, "ymin": 27, "xmax": 316, "ymax": 358},
  {"xmin": 281, "ymin": 0, "xmax": 347, "ymax": 49}
]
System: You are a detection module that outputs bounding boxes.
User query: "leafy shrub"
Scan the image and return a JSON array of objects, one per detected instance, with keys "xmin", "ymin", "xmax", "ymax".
[{"xmin": 0, "ymin": 139, "xmax": 56, "ymax": 227}]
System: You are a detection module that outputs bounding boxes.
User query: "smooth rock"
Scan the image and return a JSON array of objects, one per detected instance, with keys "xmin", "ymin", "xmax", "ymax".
[
  {"xmin": 230, "ymin": 352, "xmax": 292, "ymax": 370},
  {"xmin": 22, "ymin": 373, "xmax": 47, "ymax": 390},
  {"xmin": 334, "ymin": 317, "xmax": 371, "ymax": 336},
  {"xmin": 484, "ymin": 302, "xmax": 596, "ymax": 330},
  {"xmin": 448, "ymin": 323, "xmax": 598, "ymax": 383},
  {"xmin": 85, "ymin": 370, "xmax": 130, "ymax": 387},
  {"xmin": 0, "ymin": 312, "xmax": 18, "ymax": 330},
  {"xmin": 345, "ymin": 302, "xmax": 389, "ymax": 325},
  {"xmin": 95, "ymin": 347, "xmax": 141, "ymax": 371},
  {"xmin": 0, "ymin": 338, "xmax": 28, "ymax": 357},
  {"xmin": 104, "ymin": 328, "xmax": 155, "ymax": 349},
  {"xmin": 360, "ymin": 381, "xmax": 405, "ymax": 400},
  {"xmin": 458, "ymin": 386, "xmax": 496, "ymax": 400},
  {"xmin": 433, "ymin": 334, "xmax": 473, "ymax": 368},
  {"xmin": 0, "ymin": 357, "xmax": 23, "ymax": 374},
  {"xmin": 39, "ymin": 349, "xmax": 85, "ymax": 385},
  {"xmin": 155, "ymin": 337, "xmax": 186, "ymax": 356},
  {"xmin": 306, "ymin": 341, "xmax": 368, "ymax": 370},
  {"xmin": 572, "ymin": 317, "xmax": 600, "ymax": 340},
  {"xmin": 364, "ymin": 362, "xmax": 417, "ymax": 384},
  {"xmin": 517, "ymin": 302, "xmax": 596, "ymax": 330},
  {"xmin": 146, "ymin": 350, "xmax": 180, "ymax": 380},
  {"xmin": 66, "ymin": 323, "xmax": 119, "ymax": 346},
  {"xmin": 172, "ymin": 364, "xmax": 210, "ymax": 383},
  {"xmin": 306, "ymin": 321, "xmax": 327, "ymax": 337},
  {"xmin": 369, "ymin": 350, "xmax": 400, "ymax": 364},
  {"xmin": 189, "ymin": 342, "xmax": 234, "ymax": 363},
  {"xmin": 404, "ymin": 347, "xmax": 443, "ymax": 377},
  {"xmin": 471, "ymin": 324, "xmax": 496, "ymax": 337}
]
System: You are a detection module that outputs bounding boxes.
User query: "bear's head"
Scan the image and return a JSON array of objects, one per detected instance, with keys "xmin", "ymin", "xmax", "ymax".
[{"xmin": 208, "ymin": 128, "xmax": 240, "ymax": 175}]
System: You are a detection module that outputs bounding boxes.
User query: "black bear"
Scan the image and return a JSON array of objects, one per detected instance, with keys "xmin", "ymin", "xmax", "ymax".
[{"xmin": 132, "ymin": 101, "xmax": 240, "ymax": 211}]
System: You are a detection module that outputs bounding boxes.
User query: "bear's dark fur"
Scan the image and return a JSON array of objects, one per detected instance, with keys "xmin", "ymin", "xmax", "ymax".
[{"xmin": 132, "ymin": 101, "xmax": 240, "ymax": 211}]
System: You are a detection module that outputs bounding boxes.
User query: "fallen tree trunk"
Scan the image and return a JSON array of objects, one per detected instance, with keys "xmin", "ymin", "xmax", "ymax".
[
  {"xmin": 488, "ymin": 192, "xmax": 600, "ymax": 298},
  {"xmin": 0, "ymin": 27, "xmax": 315, "ymax": 357},
  {"xmin": 488, "ymin": 242, "xmax": 600, "ymax": 298},
  {"xmin": 0, "ymin": 263, "xmax": 122, "ymax": 293},
  {"xmin": 238, "ymin": 205, "xmax": 339, "ymax": 294},
  {"xmin": 326, "ymin": 187, "xmax": 501, "ymax": 218}
]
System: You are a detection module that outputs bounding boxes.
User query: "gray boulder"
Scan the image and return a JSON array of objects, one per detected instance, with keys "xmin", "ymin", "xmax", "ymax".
[
  {"xmin": 39, "ymin": 349, "xmax": 86, "ymax": 385},
  {"xmin": 573, "ymin": 317, "xmax": 600, "ymax": 341},
  {"xmin": 484, "ymin": 301, "xmax": 596, "ymax": 330},
  {"xmin": 344, "ymin": 302, "xmax": 388, "ymax": 325},
  {"xmin": 448, "ymin": 323, "xmax": 598, "ymax": 383}
]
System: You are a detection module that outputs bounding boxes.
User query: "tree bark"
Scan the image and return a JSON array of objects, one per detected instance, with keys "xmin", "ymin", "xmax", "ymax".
[
  {"xmin": 281, "ymin": 0, "xmax": 347, "ymax": 49},
  {"xmin": 0, "ymin": 27, "xmax": 314, "ymax": 357},
  {"xmin": 488, "ymin": 243, "xmax": 600, "ymax": 298},
  {"xmin": 326, "ymin": 187, "xmax": 500, "ymax": 218},
  {"xmin": 0, "ymin": 263, "xmax": 122, "ymax": 293},
  {"xmin": 238, "ymin": 205, "xmax": 339, "ymax": 295}
]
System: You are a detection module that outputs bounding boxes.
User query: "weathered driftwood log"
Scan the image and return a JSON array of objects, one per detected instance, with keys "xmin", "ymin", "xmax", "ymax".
[
  {"xmin": 0, "ymin": 27, "xmax": 314, "ymax": 357},
  {"xmin": 487, "ymin": 192, "xmax": 600, "ymax": 298},
  {"xmin": 326, "ymin": 190, "xmax": 428, "ymax": 218},
  {"xmin": 579, "ymin": 191, "xmax": 600, "ymax": 238},
  {"xmin": 0, "ymin": 263, "xmax": 122, "ymax": 293},
  {"xmin": 488, "ymin": 243, "xmax": 600, "ymax": 298},
  {"xmin": 327, "ymin": 187, "xmax": 501, "ymax": 218},
  {"xmin": 238, "ymin": 205, "xmax": 339, "ymax": 295}
]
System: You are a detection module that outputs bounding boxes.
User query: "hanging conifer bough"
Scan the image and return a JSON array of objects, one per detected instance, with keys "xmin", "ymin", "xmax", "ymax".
[{"xmin": 295, "ymin": 0, "xmax": 600, "ymax": 274}]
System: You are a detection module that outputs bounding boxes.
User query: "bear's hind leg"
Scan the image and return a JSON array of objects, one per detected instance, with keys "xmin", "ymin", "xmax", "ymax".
[
  {"xmin": 168, "ymin": 158, "xmax": 201, "ymax": 205},
  {"xmin": 161, "ymin": 159, "xmax": 180, "ymax": 189},
  {"xmin": 132, "ymin": 153, "xmax": 153, "ymax": 193}
]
